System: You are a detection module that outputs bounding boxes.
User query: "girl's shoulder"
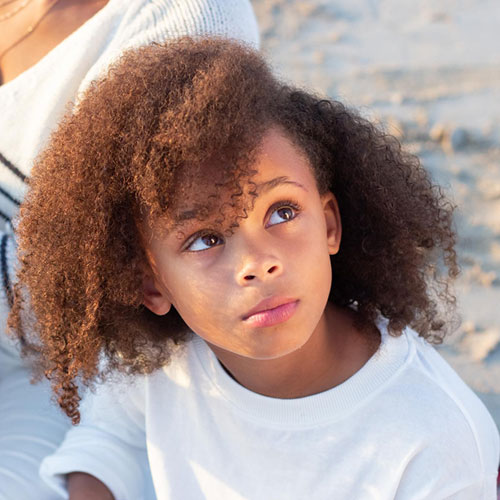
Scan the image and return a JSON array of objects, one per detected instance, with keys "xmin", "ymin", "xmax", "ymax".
[{"xmin": 378, "ymin": 325, "xmax": 499, "ymax": 479}]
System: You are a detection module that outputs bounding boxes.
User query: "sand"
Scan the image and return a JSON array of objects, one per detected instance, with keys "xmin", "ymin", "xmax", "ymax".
[{"xmin": 251, "ymin": 0, "xmax": 500, "ymax": 429}]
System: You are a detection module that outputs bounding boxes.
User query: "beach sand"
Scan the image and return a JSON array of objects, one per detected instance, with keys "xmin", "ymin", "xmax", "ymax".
[{"xmin": 252, "ymin": 0, "xmax": 500, "ymax": 430}]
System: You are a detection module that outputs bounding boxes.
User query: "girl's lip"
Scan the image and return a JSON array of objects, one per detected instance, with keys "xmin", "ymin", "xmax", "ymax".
[{"xmin": 242, "ymin": 299, "xmax": 299, "ymax": 328}]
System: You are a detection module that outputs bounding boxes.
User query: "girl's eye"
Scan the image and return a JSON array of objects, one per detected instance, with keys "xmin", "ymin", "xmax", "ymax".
[
  {"xmin": 267, "ymin": 205, "xmax": 299, "ymax": 227},
  {"xmin": 186, "ymin": 233, "xmax": 224, "ymax": 252}
]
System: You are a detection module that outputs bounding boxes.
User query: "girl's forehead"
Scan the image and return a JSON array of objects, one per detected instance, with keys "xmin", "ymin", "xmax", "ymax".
[
  {"xmin": 187, "ymin": 129, "xmax": 314, "ymax": 195},
  {"xmin": 254, "ymin": 130, "xmax": 315, "ymax": 180},
  {"xmin": 148, "ymin": 128, "xmax": 319, "ymax": 233}
]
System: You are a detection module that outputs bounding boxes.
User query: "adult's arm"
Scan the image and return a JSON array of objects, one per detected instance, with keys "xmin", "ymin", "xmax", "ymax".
[{"xmin": 76, "ymin": 0, "xmax": 260, "ymax": 99}]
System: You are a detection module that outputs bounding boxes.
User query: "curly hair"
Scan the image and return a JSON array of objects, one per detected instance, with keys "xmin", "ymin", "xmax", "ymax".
[{"xmin": 9, "ymin": 37, "xmax": 458, "ymax": 423}]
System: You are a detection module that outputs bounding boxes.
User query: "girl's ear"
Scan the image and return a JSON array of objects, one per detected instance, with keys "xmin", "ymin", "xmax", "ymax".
[
  {"xmin": 142, "ymin": 270, "xmax": 172, "ymax": 316},
  {"xmin": 322, "ymin": 191, "xmax": 342, "ymax": 256}
]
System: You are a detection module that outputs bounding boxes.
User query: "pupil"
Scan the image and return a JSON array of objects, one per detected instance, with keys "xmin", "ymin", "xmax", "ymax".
[
  {"xmin": 203, "ymin": 235, "xmax": 217, "ymax": 246},
  {"xmin": 279, "ymin": 207, "xmax": 292, "ymax": 220}
]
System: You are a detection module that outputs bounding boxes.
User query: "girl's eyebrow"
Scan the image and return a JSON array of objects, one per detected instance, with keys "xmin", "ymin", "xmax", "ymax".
[
  {"xmin": 176, "ymin": 209, "xmax": 200, "ymax": 223},
  {"xmin": 256, "ymin": 176, "xmax": 308, "ymax": 193},
  {"xmin": 173, "ymin": 177, "xmax": 307, "ymax": 226}
]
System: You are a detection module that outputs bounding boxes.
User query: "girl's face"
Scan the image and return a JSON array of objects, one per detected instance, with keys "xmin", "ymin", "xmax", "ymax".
[{"xmin": 142, "ymin": 128, "xmax": 341, "ymax": 361}]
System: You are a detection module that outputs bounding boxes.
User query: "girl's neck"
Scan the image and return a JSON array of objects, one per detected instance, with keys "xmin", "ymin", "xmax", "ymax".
[{"xmin": 209, "ymin": 304, "xmax": 380, "ymax": 399}]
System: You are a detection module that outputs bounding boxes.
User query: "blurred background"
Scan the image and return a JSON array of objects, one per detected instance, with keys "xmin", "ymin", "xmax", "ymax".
[{"xmin": 251, "ymin": 0, "xmax": 500, "ymax": 429}]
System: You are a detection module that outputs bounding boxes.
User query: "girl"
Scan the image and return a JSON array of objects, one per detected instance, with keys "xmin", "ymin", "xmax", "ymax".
[{"xmin": 10, "ymin": 38, "xmax": 499, "ymax": 499}]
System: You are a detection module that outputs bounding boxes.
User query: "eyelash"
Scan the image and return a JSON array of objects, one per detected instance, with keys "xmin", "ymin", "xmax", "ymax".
[
  {"xmin": 184, "ymin": 230, "xmax": 222, "ymax": 252},
  {"xmin": 265, "ymin": 199, "xmax": 302, "ymax": 227},
  {"xmin": 184, "ymin": 199, "xmax": 302, "ymax": 252}
]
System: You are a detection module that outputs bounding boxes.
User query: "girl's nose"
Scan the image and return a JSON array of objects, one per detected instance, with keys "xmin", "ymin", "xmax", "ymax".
[{"xmin": 236, "ymin": 255, "xmax": 283, "ymax": 285}]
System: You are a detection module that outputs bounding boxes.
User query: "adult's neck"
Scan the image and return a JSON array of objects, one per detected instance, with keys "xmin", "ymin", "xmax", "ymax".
[{"xmin": 0, "ymin": 0, "xmax": 109, "ymax": 85}]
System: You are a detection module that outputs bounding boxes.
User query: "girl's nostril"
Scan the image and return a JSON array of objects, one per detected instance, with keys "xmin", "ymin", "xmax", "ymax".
[
  {"xmin": 267, "ymin": 265, "xmax": 278, "ymax": 274},
  {"xmin": 244, "ymin": 275, "xmax": 256, "ymax": 281}
]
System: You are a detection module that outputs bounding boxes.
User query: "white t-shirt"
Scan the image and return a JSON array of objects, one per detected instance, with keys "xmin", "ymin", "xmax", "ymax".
[{"xmin": 41, "ymin": 323, "xmax": 500, "ymax": 500}]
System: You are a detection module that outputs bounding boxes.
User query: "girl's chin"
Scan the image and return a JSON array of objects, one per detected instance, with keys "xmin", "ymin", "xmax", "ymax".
[{"xmin": 238, "ymin": 336, "xmax": 312, "ymax": 361}]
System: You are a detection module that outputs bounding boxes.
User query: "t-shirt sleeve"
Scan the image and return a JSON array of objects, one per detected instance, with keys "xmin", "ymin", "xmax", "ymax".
[
  {"xmin": 393, "ymin": 438, "xmax": 498, "ymax": 500},
  {"xmin": 443, "ymin": 476, "xmax": 498, "ymax": 500},
  {"xmin": 40, "ymin": 376, "xmax": 149, "ymax": 500},
  {"xmin": 396, "ymin": 475, "xmax": 497, "ymax": 500}
]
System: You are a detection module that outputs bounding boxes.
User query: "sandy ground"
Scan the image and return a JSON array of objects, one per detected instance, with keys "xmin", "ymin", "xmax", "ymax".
[{"xmin": 251, "ymin": 0, "xmax": 500, "ymax": 429}]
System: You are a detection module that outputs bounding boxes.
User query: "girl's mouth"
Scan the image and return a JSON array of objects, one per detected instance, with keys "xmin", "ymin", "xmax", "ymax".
[{"xmin": 242, "ymin": 299, "xmax": 299, "ymax": 328}]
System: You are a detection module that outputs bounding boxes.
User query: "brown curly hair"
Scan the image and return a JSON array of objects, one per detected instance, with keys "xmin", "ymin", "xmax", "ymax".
[{"xmin": 9, "ymin": 37, "xmax": 458, "ymax": 424}]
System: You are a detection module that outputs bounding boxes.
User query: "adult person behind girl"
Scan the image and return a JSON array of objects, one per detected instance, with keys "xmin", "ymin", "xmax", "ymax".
[{"xmin": 0, "ymin": 1, "xmax": 259, "ymax": 498}]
